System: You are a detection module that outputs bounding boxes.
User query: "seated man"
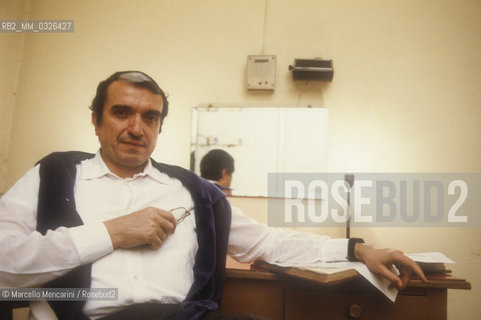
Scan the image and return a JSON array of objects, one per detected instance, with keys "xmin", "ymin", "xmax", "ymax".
[{"xmin": 0, "ymin": 71, "xmax": 426, "ymax": 320}]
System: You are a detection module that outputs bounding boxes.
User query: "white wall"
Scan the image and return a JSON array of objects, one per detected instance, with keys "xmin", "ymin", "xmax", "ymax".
[{"xmin": 2, "ymin": 1, "xmax": 480, "ymax": 319}]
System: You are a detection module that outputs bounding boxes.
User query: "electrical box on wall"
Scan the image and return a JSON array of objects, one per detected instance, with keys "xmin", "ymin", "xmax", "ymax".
[{"xmin": 246, "ymin": 55, "xmax": 276, "ymax": 90}]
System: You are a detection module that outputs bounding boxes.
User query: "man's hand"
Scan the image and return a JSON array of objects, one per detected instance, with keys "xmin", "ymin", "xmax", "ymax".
[
  {"xmin": 103, "ymin": 207, "xmax": 177, "ymax": 250},
  {"xmin": 354, "ymin": 243, "xmax": 428, "ymax": 290}
]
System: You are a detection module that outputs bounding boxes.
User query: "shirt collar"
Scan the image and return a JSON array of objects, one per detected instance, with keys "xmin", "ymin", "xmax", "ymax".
[
  {"xmin": 142, "ymin": 158, "xmax": 171, "ymax": 184},
  {"xmin": 207, "ymin": 179, "xmax": 233, "ymax": 191},
  {"xmin": 79, "ymin": 150, "xmax": 170, "ymax": 184}
]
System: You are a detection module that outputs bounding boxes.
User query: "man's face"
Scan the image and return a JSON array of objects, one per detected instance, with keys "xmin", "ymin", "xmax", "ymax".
[{"xmin": 92, "ymin": 80, "xmax": 164, "ymax": 177}]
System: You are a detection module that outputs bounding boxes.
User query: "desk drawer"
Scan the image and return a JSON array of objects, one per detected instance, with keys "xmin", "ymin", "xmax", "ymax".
[{"xmin": 284, "ymin": 288, "xmax": 446, "ymax": 320}]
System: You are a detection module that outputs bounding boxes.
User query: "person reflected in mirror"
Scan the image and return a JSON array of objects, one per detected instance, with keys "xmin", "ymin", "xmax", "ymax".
[{"xmin": 200, "ymin": 149, "xmax": 235, "ymax": 196}]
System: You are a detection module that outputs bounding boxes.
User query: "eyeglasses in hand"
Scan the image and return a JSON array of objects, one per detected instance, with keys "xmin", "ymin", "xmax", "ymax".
[{"xmin": 170, "ymin": 207, "xmax": 193, "ymax": 224}]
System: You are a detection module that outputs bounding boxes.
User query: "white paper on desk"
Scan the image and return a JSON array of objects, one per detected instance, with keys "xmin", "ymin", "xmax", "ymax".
[
  {"xmin": 351, "ymin": 262, "xmax": 398, "ymax": 302},
  {"xmin": 406, "ymin": 252, "xmax": 455, "ymax": 264},
  {"xmin": 271, "ymin": 252, "xmax": 455, "ymax": 303},
  {"xmin": 280, "ymin": 261, "xmax": 399, "ymax": 302},
  {"xmin": 320, "ymin": 261, "xmax": 398, "ymax": 302}
]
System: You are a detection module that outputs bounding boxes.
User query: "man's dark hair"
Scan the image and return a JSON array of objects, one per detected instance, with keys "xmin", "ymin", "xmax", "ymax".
[
  {"xmin": 200, "ymin": 149, "xmax": 235, "ymax": 181},
  {"xmin": 89, "ymin": 71, "xmax": 169, "ymax": 132}
]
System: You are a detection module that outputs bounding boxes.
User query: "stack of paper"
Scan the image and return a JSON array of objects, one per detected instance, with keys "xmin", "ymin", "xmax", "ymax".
[{"xmin": 254, "ymin": 252, "xmax": 456, "ymax": 302}]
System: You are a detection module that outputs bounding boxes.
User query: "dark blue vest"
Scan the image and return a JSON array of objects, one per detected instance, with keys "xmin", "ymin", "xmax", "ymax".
[{"xmin": 36, "ymin": 151, "xmax": 231, "ymax": 320}]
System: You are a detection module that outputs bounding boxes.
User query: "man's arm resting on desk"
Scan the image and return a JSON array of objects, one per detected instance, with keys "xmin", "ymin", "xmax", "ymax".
[
  {"xmin": 227, "ymin": 206, "xmax": 427, "ymax": 289},
  {"xmin": 227, "ymin": 206, "xmax": 349, "ymax": 264}
]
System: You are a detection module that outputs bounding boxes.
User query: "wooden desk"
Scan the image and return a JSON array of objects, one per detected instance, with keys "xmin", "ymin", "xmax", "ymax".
[{"xmin": 221, "ymin": 259, "xmax": 470, "ymax": 320}]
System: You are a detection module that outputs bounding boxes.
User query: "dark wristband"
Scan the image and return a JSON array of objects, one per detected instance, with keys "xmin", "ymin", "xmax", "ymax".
[{"xmin": 348, "ymin": 238, "xmax": 365, "ymax": 261}]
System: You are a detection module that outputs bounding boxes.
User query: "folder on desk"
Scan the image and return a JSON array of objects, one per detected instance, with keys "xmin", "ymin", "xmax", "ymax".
[{"xmin": 252, "ymin": 260, "xmax": 360, "ymax": 285}]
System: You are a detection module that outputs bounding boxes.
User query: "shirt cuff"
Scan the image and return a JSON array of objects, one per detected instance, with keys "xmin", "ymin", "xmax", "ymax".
[
  {"xmin": 320, "ymin": 238, "xmax": 349, "ymax": 262},
  {"xmin": 68, "ymin": 222, "xmax": 113, "ymax": 265}
]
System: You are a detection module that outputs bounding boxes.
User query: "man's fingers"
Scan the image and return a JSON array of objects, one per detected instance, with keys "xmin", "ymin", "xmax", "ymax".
[
  {"xmin": 376, "ymin": 264, "xmax": 402, "ymax": 289},
  {"xmin": 157, "ymin": 210, "xmax": 177, "ymax": 233},
  {"xmin": 393, "ymin": 254, "xmax": 428, "ymax": 283},
  {"xmin": 411, "ymin": 262, "xmax": 428, "ymax": 283},
  {"xmin": 165, "ymin": 211, "xmax": 178, "ymax": 226},
  {"xmin": 156, "ymin": 228, "xmax": 167, "ymax": 242},
  {"xmin": 397, "ymin": 267, "xmax": 412, "ymax": 290},
  {"xmin": 149, "ymin": 235, "xmax": 163, "ymax": 250},
  {"xmin": 144, "ymin": 209, "xmax": 178, "ymax": 249}
]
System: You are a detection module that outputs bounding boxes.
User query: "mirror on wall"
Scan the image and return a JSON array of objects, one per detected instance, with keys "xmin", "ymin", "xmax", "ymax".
[{"xmin": 191, "ymin": 106, "xmax": 329, "ymax": 197}]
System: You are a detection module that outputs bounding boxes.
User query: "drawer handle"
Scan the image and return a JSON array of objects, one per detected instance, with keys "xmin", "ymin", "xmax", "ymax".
[{"xmin": 348, "ymin": 304, "xmax": 362, "ymax": 319}]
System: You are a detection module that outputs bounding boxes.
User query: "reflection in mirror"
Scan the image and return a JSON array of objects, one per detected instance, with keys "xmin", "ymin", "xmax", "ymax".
[{"xmin": 191, "ymin": 107, "xmax": 329, "ymax": 197}]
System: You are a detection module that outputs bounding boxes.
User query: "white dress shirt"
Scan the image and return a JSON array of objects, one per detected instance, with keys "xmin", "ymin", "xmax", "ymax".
[{"xmin": 0, "ymin": 151, "xmax": 348, "ymax": 320}]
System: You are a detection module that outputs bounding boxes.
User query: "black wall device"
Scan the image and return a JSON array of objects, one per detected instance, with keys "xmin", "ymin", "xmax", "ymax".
[{"xmin": 289, "ymin": 59, "xmax": 334, "ymax": 81}]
